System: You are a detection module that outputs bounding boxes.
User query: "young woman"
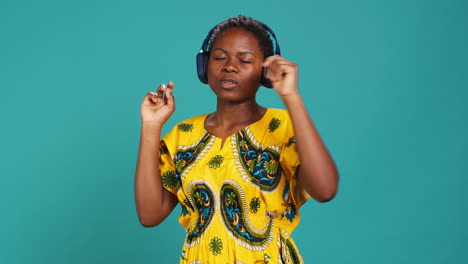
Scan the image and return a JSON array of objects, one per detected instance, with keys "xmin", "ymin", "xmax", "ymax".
[{"xmin": 135, "ymin": 15, "xmax": 339, "ymax": 263}]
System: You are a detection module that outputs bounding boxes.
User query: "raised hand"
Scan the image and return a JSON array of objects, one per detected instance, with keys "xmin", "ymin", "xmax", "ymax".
[
  {"xmin": 263, "ymin": 55, "xmax": 299, "ymax": 97},
  {"xmin": 264, "ymin": 56, "xmax": 339, "ymax": 203},
  {"xmin": 140, "ymin": 81, "xmax": 175, "ymax": 126}
]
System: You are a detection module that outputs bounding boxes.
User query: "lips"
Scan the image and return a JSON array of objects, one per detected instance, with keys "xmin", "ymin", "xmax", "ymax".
[{"xmin": 219, "ymin": 78, "xmax": 239, "ymax": 89}]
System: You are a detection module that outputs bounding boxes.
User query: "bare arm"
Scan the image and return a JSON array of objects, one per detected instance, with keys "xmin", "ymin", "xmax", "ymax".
[
  {"xmin": 135, "ymin": 82, "xmax": 178, "ymax": 227},
  {"xmin": 264, "ymin": 57, "xmax": 339, "ymax": 202}
]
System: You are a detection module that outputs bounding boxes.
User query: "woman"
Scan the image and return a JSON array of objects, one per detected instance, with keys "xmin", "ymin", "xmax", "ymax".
[{"xmin": 135, "ymin": 15, "xmax": 339, "ymax": 263}]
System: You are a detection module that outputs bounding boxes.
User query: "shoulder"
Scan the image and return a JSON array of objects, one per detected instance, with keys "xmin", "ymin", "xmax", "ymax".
[
  {"xmin": 247, "ymin": 108, "xmax": 295, "ymax": 147},
  {"xmin": 265, "ymin": 108, "xmax": 291, "ymax": 120},
  {"xmin": 162, "ymin": 114, "xmax": 209, "ymax": 147},
  {"xmin": 263, "ymin": 108, "xmax": 293, "ymax": 133},
  {"xmin": 173, "ymin": 114, "xmax": 208, "ymax": 133}
]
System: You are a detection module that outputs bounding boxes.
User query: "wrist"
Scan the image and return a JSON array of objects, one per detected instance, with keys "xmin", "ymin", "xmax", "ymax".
[
  {"xmin": 141, "ymin": 117, "xmax": 165, "ymax": 127},
  {"xmin": 280, "ymin": 91, "xmax": 302, "ymax": 106},
  {"xmin": 141, "ymin": 121, "xmax": 163, "ymax": 136}
]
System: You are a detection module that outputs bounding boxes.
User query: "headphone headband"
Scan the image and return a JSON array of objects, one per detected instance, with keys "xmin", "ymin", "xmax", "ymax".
[{"xmin": 199, "ymin": 21, "xmax": 281, "ymax": 56}]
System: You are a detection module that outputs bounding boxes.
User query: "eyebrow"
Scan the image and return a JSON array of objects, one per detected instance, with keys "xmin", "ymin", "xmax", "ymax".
[{"xmin": 212, "ymin": 48, "xmax": 257, "ymax": 57}]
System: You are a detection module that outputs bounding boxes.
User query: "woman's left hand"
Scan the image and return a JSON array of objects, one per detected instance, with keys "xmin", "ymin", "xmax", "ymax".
[{"xmin": 263, "ymin": 55, "xmax": 299, "ymax": 97}]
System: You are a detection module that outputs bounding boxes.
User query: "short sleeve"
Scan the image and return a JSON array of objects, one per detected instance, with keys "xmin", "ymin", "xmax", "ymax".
[
  {"xmin": 159, "ymin": 129, "xmax": 179, "ymax": 196},
  {"xmin": 279, "ymin": 116, "xmax": 311, "ymax": 209}
]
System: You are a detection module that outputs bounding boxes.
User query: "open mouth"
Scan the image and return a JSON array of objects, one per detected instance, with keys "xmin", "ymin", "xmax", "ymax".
[{"xmin": 220, "ymin": 78, "xmax": 239, "ymax": 89}]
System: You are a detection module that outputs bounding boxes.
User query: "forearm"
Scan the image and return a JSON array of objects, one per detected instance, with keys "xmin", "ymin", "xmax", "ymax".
[
  {"xmin": 281, "ymin": 93, "xmax": 339, "ymax": 202},
  {"xmin": 134, "ymin": 123, "xmax": 173, "ymax": 226}
]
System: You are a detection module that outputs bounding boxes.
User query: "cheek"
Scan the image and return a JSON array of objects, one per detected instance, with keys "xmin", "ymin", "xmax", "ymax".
[
  {"xmin": 246, "ymin": 66, "xmax": 263, "ymax": 83},
  {"xmin": 206, "ymin": 67, "xmax": 217, "ymax": 87},
  {"xmin": 206, "ymin": 61, "xmax": 221, "ymax": 82}
]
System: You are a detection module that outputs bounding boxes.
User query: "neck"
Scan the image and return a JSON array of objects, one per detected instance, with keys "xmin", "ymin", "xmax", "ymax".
[
  {"xmin": 214, "ymin": 99, "xmax": 264, "ymax": 127},
  {"xmin": 204, "ymin": 98, "xmax": 267, "ymax": 140}
]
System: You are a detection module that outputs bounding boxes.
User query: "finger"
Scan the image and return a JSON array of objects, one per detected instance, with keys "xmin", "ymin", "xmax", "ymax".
[
  {"xmin": 164, "ymin": 81, "xmax": 175, "ymax": 100},
  {"xmin": 143, "ymin": 92, "xmax": 159, "ymax": 104},
  {"xmin": 266, "ymin": 62, "xmax": 296, "ymax": 82},
  {"xmin": 266, "ymin": 59, "xmax": 295, "ymax": 73},
  {"xmin": 165, "ymin": 83, "xmax": 175, "ymax": 109},
  {"xmin": 167, "ymin": 81, "xmax": 175, "ymax": 89},
  {"xmin": 262, "ymin": 55, "xmax": 283, "ymax": 67},
  {"xmin": 266, "ymin": 62, "xmax": 283, "ymax": 78},
  {"xmin": 157, "ymin": 84, "xmax": 167, "ymax": 98},
  {"xmin": 263, "ymin": 57, "xmax": 294, "ymax": 79}
]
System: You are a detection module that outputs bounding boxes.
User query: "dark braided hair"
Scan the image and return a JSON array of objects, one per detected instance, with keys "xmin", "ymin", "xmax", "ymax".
[{"xmin": 207, "ymin": 15, "xmax": 274, "ymax": 59}]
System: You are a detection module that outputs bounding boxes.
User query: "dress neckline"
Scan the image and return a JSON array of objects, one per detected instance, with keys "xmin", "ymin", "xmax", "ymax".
[{"xmin": 202, "ymin": 108, "xmax": 270, "ymax": 143}]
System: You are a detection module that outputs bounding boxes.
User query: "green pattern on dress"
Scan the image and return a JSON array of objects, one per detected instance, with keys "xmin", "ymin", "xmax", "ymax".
[
  {"xmin": 286, "ymin": 136, "xmax": 296, "ymax": 147},
  {"xmin": 250, "ymin": 197, "xmax": 261, "ymax": 214},
  {"xmin": 185, "ymin": 181, "xmax": 215, "ymax": 246},
  {"xmin": 161, "ymin": 171, "xmax": 177, "ymax": 189},
  {"xmin": 175, "ymin": 159, "xmax": 186, "ymax": 172},
  {"xmin": 263, "ymin": 160, "xmax": 278, "ymax": 175},
  {"xmin": 239, "ymin": 140, "xmax": 247, "ymax": 148},
  {"xmin": 209, "ymin": 237, "xmax": 223, "ymax": 256},
  {"xmin": 235, "ymin": 129, "xmax": 282, "ymax": 191},
  {"xmin": 181, "ymin": 198, "xmax": 193, "ymax": 216},
  {"xmin": 160, "ymin": 141, "xmax": 169, "ymax": 155},
  {"xmin": 268, "ymin": 117, "xmax": 281, "ymax": 132},
  {"xmin": 208, "ymin": 155, "xmax": 224, "ymax": 169},
  {"xmin": 220, "ymin": 181, "xmax": 275, "ymax": 250},
  {"xmin": 283, "ymin": 237, "xmax": 302, "ymax": 264},
  {"xmin": 178, "ymin": 123, "xmax": 193, "ymax": 132},
  {"xmin": 174, "ymin": 132, "xmax": 212, "ymax": 177},
  {"xmin": 225, "ymin": 191, "xmax": 236, "ymax": 205}
]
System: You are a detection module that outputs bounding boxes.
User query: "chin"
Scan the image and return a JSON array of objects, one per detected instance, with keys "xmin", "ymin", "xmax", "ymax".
[
  {"xmin": 219, "ymin": 95, "xmax": 255, "ymax": 104},
  {"xmin": 209, "ymin": 83, "xmax": 259, "ymax": 101}
]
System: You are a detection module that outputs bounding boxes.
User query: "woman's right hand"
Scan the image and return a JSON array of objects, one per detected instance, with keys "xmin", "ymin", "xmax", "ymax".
[{"xmin": 140, "ymin": 81, "xmax": 175, "ymax": 126}]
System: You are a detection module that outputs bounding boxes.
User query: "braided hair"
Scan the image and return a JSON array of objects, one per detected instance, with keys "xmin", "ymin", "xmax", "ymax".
[{"xmin": 207, "ymin": 15, "xmax": 274, "ymax": 59}]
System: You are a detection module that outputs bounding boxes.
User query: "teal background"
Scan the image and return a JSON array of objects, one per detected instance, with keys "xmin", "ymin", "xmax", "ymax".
[{"xmin": 1, "ymin": 0, "xmax": 467, "ymax": 263}]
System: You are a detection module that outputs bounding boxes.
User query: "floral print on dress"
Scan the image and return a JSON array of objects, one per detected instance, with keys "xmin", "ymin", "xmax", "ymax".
[
  {"xmin": 286, "ymin": 136, "xmax": 296, "ymax": 147},
  {"xmin": 281, "ymin": 182, "xmax": 297, "ymax": 223},
  {"xmin": 174, "ymin": 132, "xmax": 213, "ymax": 183},
  {"xmin": 208, "ymin": 155, "xmax": 224, "ymax": 169},
  {"xmin": 209, "ymin": 237, "xmax": 223, "ymax": 256},
  {"xmin": 185, "ymin": 181, "xmax": 216, "ymax": 248},
  {"xmin": 220, "ymin": 180, "xmax": 275, "ymax": 251},
  {"xmin": 159, "ymin": 109, "xmax": 306, "ymax": 263},
  {"xmin": 161, "ymin": 170, "xmax": 178, "ymax": 189},
  {"xmin": 268, "ymin": 117, "xmax": 281, "ymax": 132},
  {"xmin": 250, "ymin": 197, "xmax": 261, "ymax": 214},
  {"xmin": 234, "ymin": 129, "xmax": 282, "ymax": 192},
  {"xmin": 178, "ymin": 123, "xmax": 194, "ymax": 132}
]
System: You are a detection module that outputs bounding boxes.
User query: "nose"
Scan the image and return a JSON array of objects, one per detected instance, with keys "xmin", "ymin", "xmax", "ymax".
[{"xmin": 222, "ymin": 59, "xmax": 238, "ymax": 73}]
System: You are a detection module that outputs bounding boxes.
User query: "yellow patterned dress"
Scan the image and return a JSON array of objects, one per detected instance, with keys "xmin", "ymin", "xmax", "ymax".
[{"xmin": 159, "ymin": 108, "xmax": 310, "ymax": 264}]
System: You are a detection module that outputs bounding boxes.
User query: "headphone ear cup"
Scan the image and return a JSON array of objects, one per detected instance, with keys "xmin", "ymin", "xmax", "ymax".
[
  {"xmin": 203, "ymin": 53, "xmax": 209, "ymax": 82},
  {"xmin": 260, "ymin": 67, "xmax": 273, "ymax": 88},
  {"xmin": 196, "ymin": 51, "xmax": 209, "ymax": 84}
]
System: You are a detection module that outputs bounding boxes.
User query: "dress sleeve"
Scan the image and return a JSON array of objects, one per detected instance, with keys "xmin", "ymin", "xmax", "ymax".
[
  {"xmin": 159, "ymin": 128, "xmax": 179, "ymax": 196},
  {"xmin": 279, "ymin": 117, "xmax": 311, "ymax": 209}
]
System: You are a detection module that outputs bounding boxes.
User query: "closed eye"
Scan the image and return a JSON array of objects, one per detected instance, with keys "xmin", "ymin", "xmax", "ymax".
[{"xmin": 240, "ymin": 60, "xmax": 252, "ymax": 64}]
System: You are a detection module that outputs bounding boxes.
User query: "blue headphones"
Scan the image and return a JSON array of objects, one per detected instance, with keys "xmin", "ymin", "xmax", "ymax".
[{"xmin": 196, "ymin": 20, "xmax": 281, "ymax": 88}]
